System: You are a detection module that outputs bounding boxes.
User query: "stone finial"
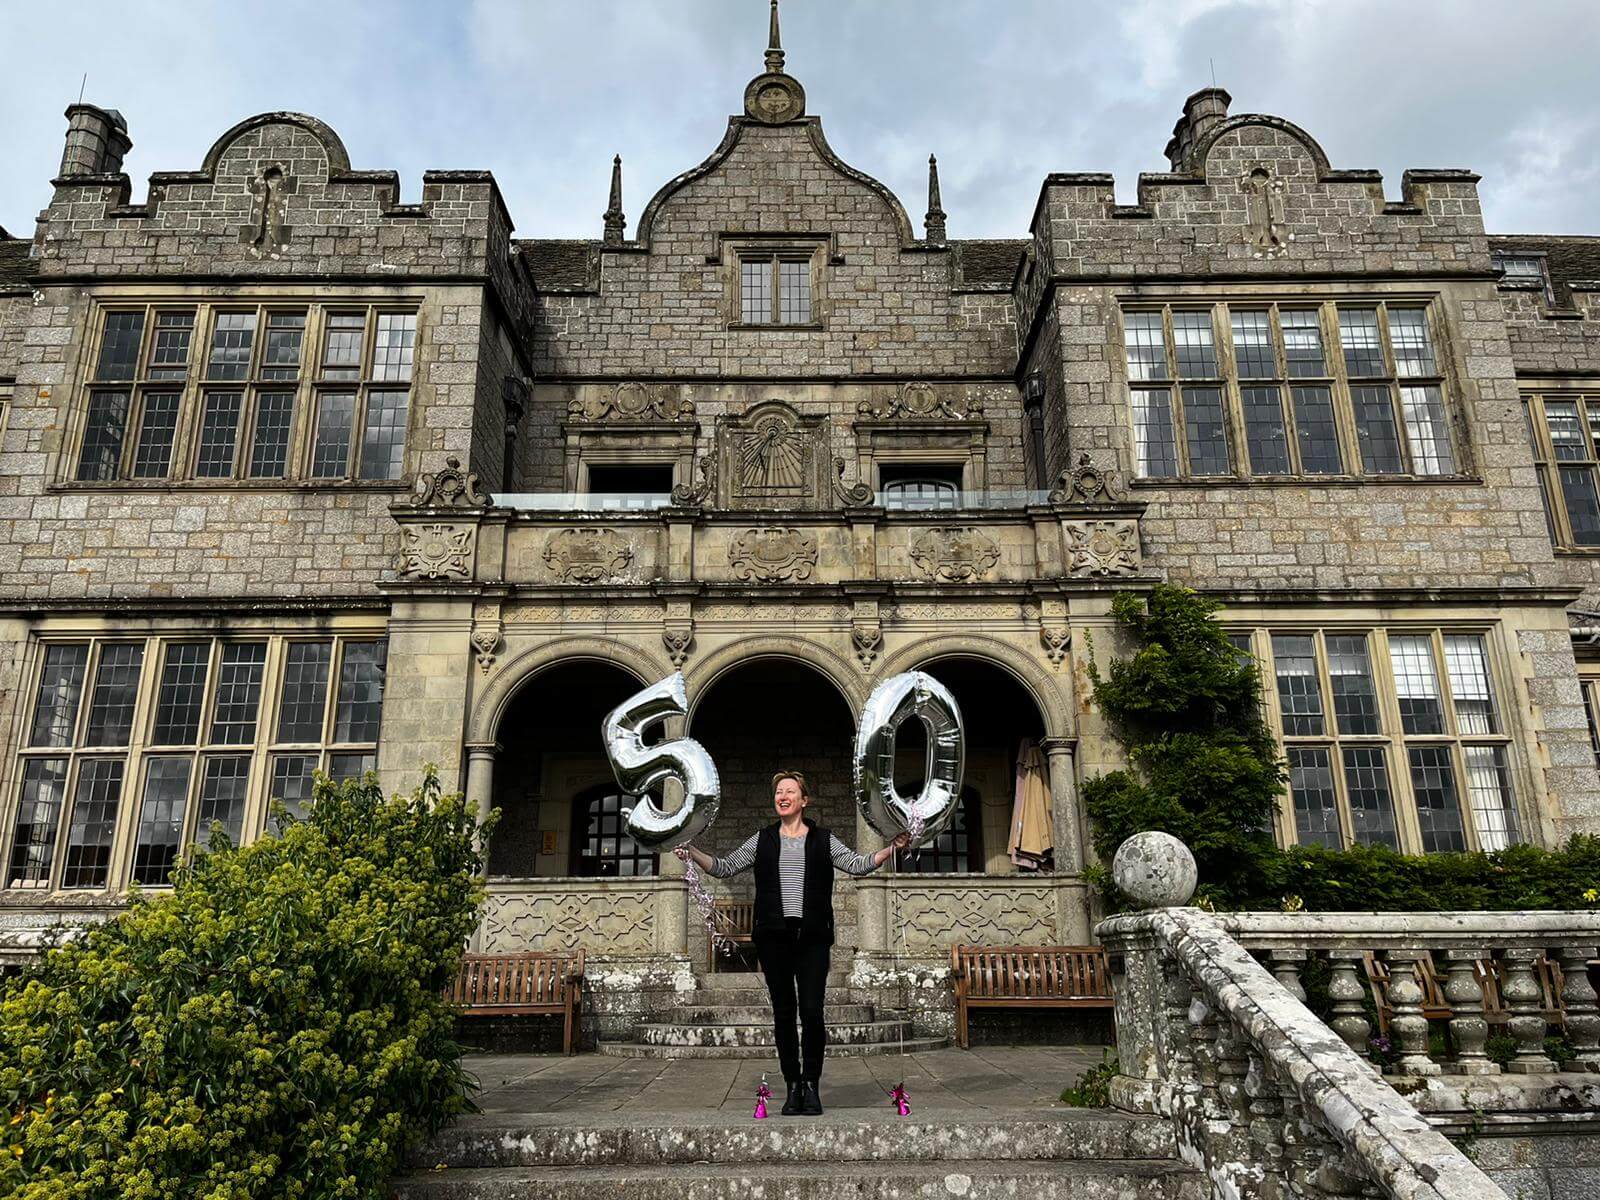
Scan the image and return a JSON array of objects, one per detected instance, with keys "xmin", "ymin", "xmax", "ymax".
[
  {"xmin": 59, "ymin": 103, "xmax": 131, "ymax": 178},
  {"xmin": 603, "ymin": 155, "xmax": 626, "ymax": 245},
  {"xmin": 925, "ymin": 154, "xmax": 947, "ymax": 244},
  {"xmin": 765, "ymin": 0, "xmax": 785, "ymax": 73},
  {"xmin": 1111, "ymin": 831, "xmax": 1198, "ymax": 909}
]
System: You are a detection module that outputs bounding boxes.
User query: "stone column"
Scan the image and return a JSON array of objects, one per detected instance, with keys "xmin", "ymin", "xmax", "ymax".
[
  {"xmin": 1041, "ymin": 737, "xmax": 1085, "ymax": 874},
  {"xmin": 463, "ymin": 741, "xmax": 500, "ymax": 826}
]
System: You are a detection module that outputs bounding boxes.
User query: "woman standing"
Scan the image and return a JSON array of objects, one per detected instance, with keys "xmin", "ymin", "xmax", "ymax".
[{"xmin": 677, "ymin": 770, "xmax": 907, "ymax": 1116}]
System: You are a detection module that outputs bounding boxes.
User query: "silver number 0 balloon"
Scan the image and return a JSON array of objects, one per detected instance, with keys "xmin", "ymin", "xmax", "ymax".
[
  {"xmin": 600, "ymin": 672, "xmax": 722, "ymax": 852},
  {"xmin": 853, "ymin": 671, "xmax": 965, "ymax": 849}
]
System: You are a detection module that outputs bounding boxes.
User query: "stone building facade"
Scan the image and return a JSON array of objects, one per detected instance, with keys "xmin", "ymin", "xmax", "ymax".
[{"xmin": 2, "ymin": 10, "xmax": 1598, "ymax": 1039}]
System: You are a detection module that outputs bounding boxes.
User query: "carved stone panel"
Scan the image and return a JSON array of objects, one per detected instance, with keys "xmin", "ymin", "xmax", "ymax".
[
  {"xmin": 857, "ymin": 382, "xmax": 984, "ymax": 420},
  {"xmin": 1066, "ymin": 520, "xmax": 1140, "ymax": 577},
  {"xmin": 890, "ymin": 885, "xmax": 1057, "ymax": 954},
  {"xmin": 397, "ymin": 523, "xmax": 474, "ymax": 580},
  {"xmin": 481, "ymin": 890, "xmax": 658, "ymax": 954},
  {"xmin": 728, "ymin": 527, "xmax": 818, "ymax": 582},
  {"xmin": 716, "ymin": 400, "xmax": 831, "ymax": 509},
  {"xmin": 910, "ymin": 527, "xmax": 1001, "ymax": 582},
  {"xmin": 543, "ymin": 528, "xmax": 633, "ymax": 583},
  {"xmin": 567, "ymin": 382, "xmax": 695, "ymax": 422}
]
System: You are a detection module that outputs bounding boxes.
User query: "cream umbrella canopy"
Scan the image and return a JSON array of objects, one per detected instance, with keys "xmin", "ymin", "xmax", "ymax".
[{"xmin": 1009, "ymin": 740, "xmax": 1053, "ymax": 870}]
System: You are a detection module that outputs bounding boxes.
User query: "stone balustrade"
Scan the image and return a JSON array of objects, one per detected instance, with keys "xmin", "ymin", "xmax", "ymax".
[
  {"xmin": 1097, "ymin": 832, "xmax": 1542, "ymax": 1200},
  {"xmin": 1212, "ymin": 911, "xmax": 1600, "ymax": 1079}
]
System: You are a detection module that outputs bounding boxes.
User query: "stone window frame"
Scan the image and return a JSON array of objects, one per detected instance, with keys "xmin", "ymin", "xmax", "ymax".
[
  {"xmin": 568, "ymin": 784, "xmax": 659, "ymax": 877},
  {"xmin": 1523, "ymin": 390, "xmax": 1600, "ymax": 553},
  {"xmin": 4, "ymin": 629, "xmax": 387, "ymax": 895},
  {"xmin": 1121, "ymin": 299, "xmax": 1462, "ymax": 484},
  {"xmin": 894, "ymin": 784, "xmax": 985, "ymax": 873},
  {"xmin": 1580, "ymin": 674, "xmax": 1600, "ymax": 769},
  {"xmin": 722, "ymin": 235, "xmax": 828, "ymax": 330},
  {"xmin": 1231, "ymin": 624, "xmax": 1524, "ymax": 857},
  {"xmin": 65, "ymin": 298, "xmax": 421, "ymax": 488}
]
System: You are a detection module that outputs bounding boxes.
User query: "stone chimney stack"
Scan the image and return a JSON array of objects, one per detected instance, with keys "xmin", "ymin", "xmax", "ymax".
[
  {"xmin": 1163, "ymin": 87, "xmax": 1230, "ymax": 172},
  {"xmin": 59, "ymin": 103, "xmax": 131, "ymax": 178}
]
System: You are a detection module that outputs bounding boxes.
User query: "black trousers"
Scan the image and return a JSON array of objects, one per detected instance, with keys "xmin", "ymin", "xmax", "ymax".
[{"xmin": 756, "ymin": 918, "xmax": 831, "ymax": 1083}]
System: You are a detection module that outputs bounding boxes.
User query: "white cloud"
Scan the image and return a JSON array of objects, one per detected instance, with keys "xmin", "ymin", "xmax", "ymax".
[{"xmin": 1, "ymin": 0, "xmax": 1596, "ymax": 239}]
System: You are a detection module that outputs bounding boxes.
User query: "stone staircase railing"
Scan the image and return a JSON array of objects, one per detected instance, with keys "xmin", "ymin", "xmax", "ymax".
[{"xmin": 1095, "ymin": 833, "xmax": 1600, "ymax": 1200}]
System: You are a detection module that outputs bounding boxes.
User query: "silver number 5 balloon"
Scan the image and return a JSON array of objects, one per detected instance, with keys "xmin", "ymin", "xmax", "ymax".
[
  {"xmin": 601, "ymin": 672, "xmax": 722, "ymax": 852},
  {"xmin": 854, "ymin": 671, "xmax": 965, "ymax": 849}
]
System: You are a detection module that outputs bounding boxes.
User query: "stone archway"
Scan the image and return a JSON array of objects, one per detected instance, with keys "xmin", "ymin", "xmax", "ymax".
[
  {"xmin": 468, "ymin": 635, "xmax": 669, "ymax": 746},
  {"xmin": 876, "ymin": 633, "xmax": 1071, "ymax": 739}
]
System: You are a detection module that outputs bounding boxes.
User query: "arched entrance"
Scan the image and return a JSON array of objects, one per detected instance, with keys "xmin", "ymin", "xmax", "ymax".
[
  {"xmin": 686, "ymin": 656, "xmax": 858, "ymax": 957},
  {"xmin": 486, "ymin": 659, "xmax": 650, "ymax": 878},
  {"xmin": 895, "ymin": 656, "xmax": 1050, "ymax": 875}
]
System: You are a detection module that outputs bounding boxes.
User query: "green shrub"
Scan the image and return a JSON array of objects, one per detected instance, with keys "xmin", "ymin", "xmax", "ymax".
[
  {"xmin": 1060, "ymin": 1052, "xmax": 1119, "ymax": 1108},
  {"xmin": 1082, "ymin": 585, "xmax": 1285, "ymax": 908},
  {"xmin": 0, "ymin": 768, "xmax": 490, "ymax": 1200}
]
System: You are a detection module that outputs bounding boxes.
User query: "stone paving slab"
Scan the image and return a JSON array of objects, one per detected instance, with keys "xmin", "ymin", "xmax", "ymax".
[{"xmin": 465, "ymin": 1046, "xmax": 1107, "ymax": 1114}]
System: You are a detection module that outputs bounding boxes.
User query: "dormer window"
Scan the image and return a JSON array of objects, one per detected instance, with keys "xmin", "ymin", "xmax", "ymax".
[
  {"xmin": 1494, "ymin": 252, "xmax": 1553, "ymax": 303},
  {"xmin": 880, "ymin": 462, "xmax": 963, "ymax": 510}
]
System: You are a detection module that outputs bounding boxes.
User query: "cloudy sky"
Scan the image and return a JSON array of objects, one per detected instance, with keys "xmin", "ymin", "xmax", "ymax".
[{"xmin": 2, "ymin": 0, "xmax": 1597, "ymax": 243}]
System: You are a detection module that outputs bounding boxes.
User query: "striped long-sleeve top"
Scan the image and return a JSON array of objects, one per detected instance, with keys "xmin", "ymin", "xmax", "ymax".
[{"xmin": 707, "ymin": 831, "xmax": 880, "ymax": 918}]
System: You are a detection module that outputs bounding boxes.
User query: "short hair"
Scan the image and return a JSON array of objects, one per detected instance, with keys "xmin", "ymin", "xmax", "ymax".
[{"xmin": 771, "ymin": 770, "xmax": 809, "ymax": 797}]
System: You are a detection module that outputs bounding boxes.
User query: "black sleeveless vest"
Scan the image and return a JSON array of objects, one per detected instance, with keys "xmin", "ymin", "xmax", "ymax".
[{"xmin": 753, "ymin": 819, "xmax": 835, "ymax": 946}]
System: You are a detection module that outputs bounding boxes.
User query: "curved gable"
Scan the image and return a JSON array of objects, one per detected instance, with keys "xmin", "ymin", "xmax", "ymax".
[{"xmin": 200, "ymin": 112, "xmax": 352, "ymax": 180}]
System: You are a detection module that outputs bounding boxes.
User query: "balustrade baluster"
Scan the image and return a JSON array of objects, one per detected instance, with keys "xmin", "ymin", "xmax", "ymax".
[
  {"xmin": 1500, "ymin": 947, "xmax": 1557, "ymax": 1074},
  {"xmin": 1556, "ymin": 944, "xmax": 1600, "ymax": 1072},
  {"xmin": 1326, "ymin": 950, "xmax": 1373, "ymax": 1063},
  {"xmin": 1441, "ymin": 947, "xmax": 1498, "ymax": 1075},
  {"xmin": 1382, "ymin": 949, "xmax": 1441, "ymax": 1076},
  {"xmin": 1269, "ymin": 948, "xmax": 1307, "ymax": 1002},
  {"xmin": 1244, "ymin": 1051, "xmax": 1290, "ymax": 1200},
  {"xmin": 1159, "ymin": 959, "xmax": 1195, "ymax": 1076}
]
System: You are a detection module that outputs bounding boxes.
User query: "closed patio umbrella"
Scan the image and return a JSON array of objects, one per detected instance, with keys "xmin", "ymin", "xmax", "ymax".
[{"xmin": 1009, "ymin": 739, "xmax": 1054, "ymax": 871}]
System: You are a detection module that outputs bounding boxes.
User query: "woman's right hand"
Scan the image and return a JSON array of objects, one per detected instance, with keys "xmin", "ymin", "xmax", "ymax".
[{"xmin": 674, "ymin": 846, "xmax": 691, "ymax": 862}]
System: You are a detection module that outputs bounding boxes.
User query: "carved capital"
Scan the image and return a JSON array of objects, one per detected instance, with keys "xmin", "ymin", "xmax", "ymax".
[
  {"xmin": 471, "ymin": 617, "xmax": 503, "ymax": 675},
  {"xmin": 408, "ymin": 455, "xmax": 489, "ymax": 509},
  {"xmin": 910, "ymin": 527, "xmax": 1000, "ymax": 582},
  {"xmin": 543, "ymin": 528, "xmax": 633, "ymax": 583},
  {"xmin": 397, "ymin": 523, "xmax": 474, "ymax": 580},
  {"xmin": 662, "ymin": 624, "xmax": 694, "ymax": 667},
  {"xmin": 728, "ymin": 527, "xmax": 818, "ymax": 582},
  {"xmin": 852, "ymin": 622, "xmax": 883, "ymax": 671},
  {"xmin": 1066, "ymin": 519, "xmax": 1140, "ymax": 577}
]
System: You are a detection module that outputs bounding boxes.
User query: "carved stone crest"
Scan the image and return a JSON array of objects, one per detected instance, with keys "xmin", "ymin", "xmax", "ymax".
[
  {"xmin": 1049, "ymin": 452, "xmax": 1118, "ymax": 505},
  {"xmin": 1242, "ymin": 165, "xmax": 1292, "ymax": 260},
  {"xmin": 398, "ymin": 524, "xmax": 474, "ymax": 580},
  {"xmin": 1040, "ymin": 625, "xmax": 1071, "ymax": 668},
  {"xmin": 408, "ymin": 455, "xmax": 488, "ymax": 509},
  {"xmin": 471, "ymin": 620, "xmax": 502, "ymax": 675},
  {"xmin": 242, "ymin": 163, "xmax": 294, "ymax": 258},
  {"xmin": 567, "ymin": 382, "xmax": 694, "ymax": 422},
  {"xmin": 1067, "ymin": 520, "xmax": 1140, "ymax": 577},
  {"xmin": 662, "ymin": 626, "xmax": 693, "ymax": 668},
  {"xmin": 858, "ymin": 382, "xmax": 983, "ymax": 421},
  {"xmin": 728, "ymin": 527, "xmax": 818, "ymax": 583},
  {"xmin": 910, "ymin": 527, "xmax": 1001, "ymax": 582},
  {"xmin": 852, "ymin": 623, "xmax": 883, "ymax": 670},
  {"xmin": 543, "ymin": 529, "xmax": 633, "ymax": 583}
]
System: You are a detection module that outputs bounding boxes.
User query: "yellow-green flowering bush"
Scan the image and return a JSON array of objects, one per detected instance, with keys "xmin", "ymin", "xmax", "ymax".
[{"xmin": 0, "ymin": 768, "xmax": 489, "ymax": 1200}]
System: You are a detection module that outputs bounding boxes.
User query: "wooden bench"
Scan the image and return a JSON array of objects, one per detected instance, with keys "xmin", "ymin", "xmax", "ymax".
[
  {"xmin": 448, "ymin": 950, "xmax": 585, "ymax": 1055},
  {"xmin": 1363, "ymin": 951, "xmax": 1565, "ymax": 1037},
  {"xmin": 709, "ymin": 900, "xmax": 756, "ymax": 971},
  {"xmin": 950, "ymin": 945, "xmax": 1114, "ymax": 1048}
]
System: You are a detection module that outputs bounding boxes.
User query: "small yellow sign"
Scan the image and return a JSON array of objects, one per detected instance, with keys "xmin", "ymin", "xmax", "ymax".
[{"xmin": 541, "ymin": 831, "xmax": 558, "ymax": 855}]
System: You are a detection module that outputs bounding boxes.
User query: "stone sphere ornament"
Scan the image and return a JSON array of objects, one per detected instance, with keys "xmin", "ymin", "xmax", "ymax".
[
  {"xmin": 1111, "ymin": 831, "xmax": 1198, "ymax": 909},
  {"xmin": 853, "ymin": 671, "xmax": 965, "ymax": 849},
  {"xmin": 600, "ymin": 673, "xmax": 721, "ymax": 852}
]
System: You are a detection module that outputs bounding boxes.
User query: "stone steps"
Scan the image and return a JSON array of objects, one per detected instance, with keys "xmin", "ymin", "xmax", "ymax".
[
  {"xmin": 672, "ymin": 1003, "xmax": 876, "ymax": 1024},
  {"xmin": 392, "ymin": 1159, "xmax": 1203, "ymax": 1200},
  {"xmin": 409, "ymin": 1110, "xmax": 1179, "ymax": 1170},
  {"xmin": 637, "ymin": 1018, "xmax": 915, "ymax": 1048},
  {"xmin": 596, "ymin": 1035, "xmax": 950, "ymax": 1059},
  {"xmin": 697, "ymin": 970, "xmax": 853, "ymax": 990},
  {"xmin": 681, "ymin": 987, "xmax": 876, "ymax": 1007}
]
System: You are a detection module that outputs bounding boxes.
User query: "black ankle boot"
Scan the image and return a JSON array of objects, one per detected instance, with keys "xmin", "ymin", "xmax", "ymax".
[
  {"xmin": 801, "ymin": 1080, "xmax": 823, "ymax": 1115},
  {"xmin": 781, "ymin": 1081, "xmax": 803, "ymax": 1115}
]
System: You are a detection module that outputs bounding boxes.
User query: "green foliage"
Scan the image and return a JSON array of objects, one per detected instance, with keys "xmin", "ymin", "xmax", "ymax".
[
  {"xmin": 1083, "ymin": 585, "xmax": 1600, "ymax": 912},
  {"xmin": 1060, "ymin": 1052, "xmax": 1119, "ymax": 1108},
  {"xmin": 0, "ymin": 769, "xmax": 491, "ymax": 1200},
  {"xmin": 1083, "ymin": 586, "xmax": 1285, "ymax": 907}
]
